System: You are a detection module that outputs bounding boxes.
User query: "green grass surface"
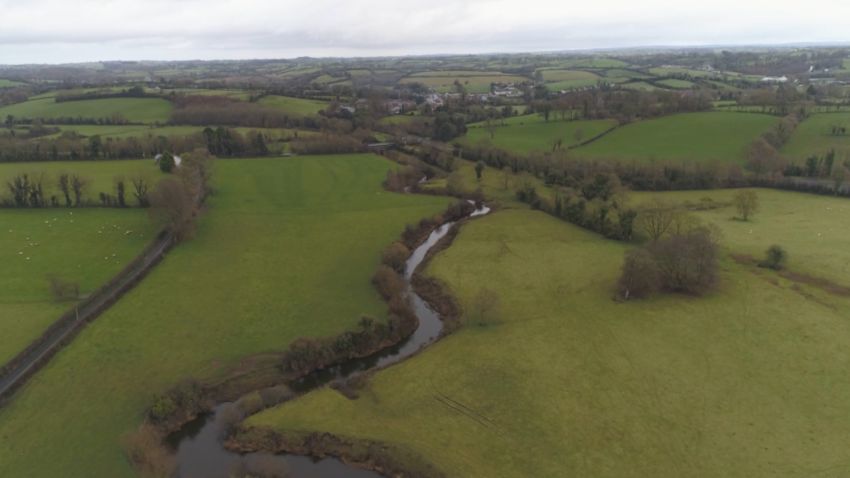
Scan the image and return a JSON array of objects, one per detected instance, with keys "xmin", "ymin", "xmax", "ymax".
[
  {"xmin": 0, "ymin": 97, "xmax": 173, "ymax": 123},
  {"xmin": 463, "ymin": 118, "xmax": 617, "ymax": 153},
  {"xmin": 540, "ymin": 69, "xmax": 599, "ymax": 82},
  {"xmin": 0, "ymin": 154, "xmax": 449, "ymax": 477},
  {"xmin": 781, "ymin": 113, "xmax": 850, "ymax": 159},
  {"xmin": 0, "ymin": 209, "xmax": 156, "ymax": 365},
  {"xmin": 256, "ymin": 95, "xmax": 329, "ymax": 117},
  {"xmin": 0, "ymin": 79, "xmax": 25, "ymax": 88},
  {"xmin": 621, "ymin": 81, "xmax": 660, "ymax": 91},
  {"xmin": 250, "ymin": 200, "xmax": 850, "ymax": 477},
  {"xmin": 541, "ymin": 69, "xmax": 602, "ymax": 90},
  {"xmin": 629, "ymin": 188, "xmax": 850, "ymax": 284},
  {"xmin": 561, "ymin": 58, "xmax": 628, "ymax": 68},
  {"xmin": 0, "ymin": 159, "xmax": 159, "ymax": 203},
  {"xmin": 399, "ymin": 74, "xmax": 528, "ymax": 93},
  {"xmin": 573, "ymin": 112, "xmax": 778, "ymax": 163},
  {"xmin": 50, "ymin": 124, "xmax": 310, "ymax": 142},
  {"xmin": 656, "ymin": 78, "xmax": 696, "ymax": 89}
]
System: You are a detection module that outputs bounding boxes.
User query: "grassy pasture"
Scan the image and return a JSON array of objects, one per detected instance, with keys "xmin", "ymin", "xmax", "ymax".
[
  {"xmin": 539, "ymin": 69, "xmax": 599, "ymax": 83},
  {"xmin": 629, "ymin": 188, "xmax": 850, "ymax": 285},
  {"xmin": 0, "ymin": 160, "xmax": 159, "ymax": 204},
  {"xmin": 781, "ymin": 113, "xmax": 850, "ymax": 160},
  {"xmin": 163, "ymin": 88, "xmax": 253, "ymax": 101},
  {"xmin": 463, "ymin": 118, "xmax": 617, "ymax": 154},
  {"xmin": 399, "ymin": 74, "xmax": 528, "ymax": 93},
  {"xmin": 0, "ymin": 79, "xmax": 25, "ymax": 88},
  {"xmin": 573, "ymin": 112, "xmax": 778, "ymax": 163},
  {"xmin": 561, "ymin": 58, "xmax": 628, "ymax": 68},
  {"xmin": 250, "ymin": 195, "xmax": 850, "ymax": 477},
  {"xmin": 621, "ymin": 81, "xmax": 660, "ymax": 91},
  {"xmin": 0, "ymin": 97, "xmax": 172, "ymax": 123},
  {"xmin": 49, "ymin": 124, "xmax": 313, "ymax": 143},
  {"xmin": 0, "ymin": 154, "xmax": 449, "ymax": 477},
  {"xmin": 655, "ymin": 78, "xmax": 696, "ymax": 89},
  {"xmin": 0, "ymin": 209, "xmax": 156, "ymax": 365},
  {"xmin": 256, "ymin": 95, "xmax": 329, "ymax": 117},
  {"xmin": 540, "ymin": 69, "xmax": 601, "ymax": 91}
]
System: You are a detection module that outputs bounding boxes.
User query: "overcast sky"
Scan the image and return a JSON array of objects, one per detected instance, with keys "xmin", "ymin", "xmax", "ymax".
[{"xmin": 1, "ymin": 0, "xmax": 848, "ymax": 64}]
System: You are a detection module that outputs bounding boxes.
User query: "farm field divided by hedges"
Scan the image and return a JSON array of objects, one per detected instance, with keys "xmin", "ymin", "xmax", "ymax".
[{"xmin": 0, "ymin": 154, "xmax": 449, "ymax": 477}]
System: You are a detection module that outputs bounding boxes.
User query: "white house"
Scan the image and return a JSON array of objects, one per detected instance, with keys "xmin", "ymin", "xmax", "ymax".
[{"xmin": 154, "ymin": 153, "xmax": 182, "ymax": 167}]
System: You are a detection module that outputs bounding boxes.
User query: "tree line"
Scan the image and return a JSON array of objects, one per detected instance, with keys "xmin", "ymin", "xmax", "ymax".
[
  {"xmin": 0, "ymin": 127, "xmax": 274, "ymax": 162},
  {"xmin": 3, "ymin": 172, "xmax": 151, "ymax": 208}
]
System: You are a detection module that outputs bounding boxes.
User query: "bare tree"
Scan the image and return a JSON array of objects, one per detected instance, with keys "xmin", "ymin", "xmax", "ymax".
[
  {"xmin": 47, "ymin": 275, "xmax": 80, "ymax": 302},
  {"xmin": 57, "ymin": 173, "xmax": 72, "ymax": 207},
  {"xmin": 148, "ymin": 178, "xmax": 196, "ymax": 241},
  {"xmin": 734, "ymin": 190, "xmax": 759, "ymax": 221},
  {"xmin": 617, "ymin": 248, "xmax": 660, "ymax": 300},
  {"xmin": 131, "ymin": 175, "xmax": 150, "ymax": 207},
  {"xmin": 637, "ymin": 200, "xmax": 675, "ymax": 241},
  {"xmin": 70, "ymin": 174, "xmax": 88, "ymax": 207}
]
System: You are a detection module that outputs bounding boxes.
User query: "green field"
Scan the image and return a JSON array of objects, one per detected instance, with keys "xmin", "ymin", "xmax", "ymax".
[
  {"xmin": 621, "ymin": 81, "xmax": 660, "ymax": 91},
  {"xmin": 656, "ymin": 78, "xmax": 696, "ymax": 89},
  {"xmin": 0, "ymin": 79, "xmax": 25, "ymax": 88},
  {"xmin": 399, "ymin": 73, "xmax": 529, "ymax": 93},
  {"xmin": 0, "ymin": 160, "xmax": 159, "ymax": 203},
  {"xmin": 781, "ymin": 113, "xmax": 850, "ymax": 159},
  {"xmin": 630, "ymin": 188, "xmax": 850, "ymax": 284},
  {"xmin": 573, "ymin": 112, "xmax": 778, "ymax": 163},
  {"xmin": 463, "ymin": 118, "xmax": 617, "ymax": 153},
  {"xmin": 0, "ymin": 97, "xmax": 173, "ymax": 123},
  {"xmin": 249, "ymin": 192, "xmax": 850, "ymax": 477},
  {"xmin": 256, "ymin": 95, "xmax": 329, "ymax": 117},
  {"xmin": 0, "ymin": 154, "xmax": 449, "ymax": 477},
  {"xmin": 540, "ymin": 69, "xmax": 600, "ymax": 83},
  {"xmin": 561, "ymin": 58, "xmax": 628, "ymax": 68},
  {"xmin": 540, "ymin": 69, "xmax": 602, "ymax": 91},
  {"xmin": 0, "ymin": 209, "xmax": 156, "ymax": 365}
]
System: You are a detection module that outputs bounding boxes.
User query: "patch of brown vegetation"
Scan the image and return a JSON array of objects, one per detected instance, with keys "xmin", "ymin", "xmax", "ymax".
[
  {"xmin": 780, "ymin": 271, "xmax": 850, "ymax": 297},
  {"xmin": 226, "ymin": 427, "xmax": 445, "ymax": 478}
]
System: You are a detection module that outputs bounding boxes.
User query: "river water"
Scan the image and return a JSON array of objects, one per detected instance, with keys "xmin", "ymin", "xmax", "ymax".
[{"xmin": 170, "ymin": 203, "xmax": 490, "ymax": 478}]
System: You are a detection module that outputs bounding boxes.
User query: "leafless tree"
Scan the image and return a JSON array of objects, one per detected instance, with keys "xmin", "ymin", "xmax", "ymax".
[{"xmin": 637, "ymin": 200, "xmax": 675, "ymax": 241}]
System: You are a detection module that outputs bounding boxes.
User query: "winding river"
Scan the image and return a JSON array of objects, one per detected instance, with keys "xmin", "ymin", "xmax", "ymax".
[{"xmin": 170, "ymin": 203, "xmax": 490, "ymax": 478}]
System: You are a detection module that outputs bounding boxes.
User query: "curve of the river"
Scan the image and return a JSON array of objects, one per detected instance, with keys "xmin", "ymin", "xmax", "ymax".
[{"xmin": 170, "ymin": 203, "xmax": 490, "ymax": 478}]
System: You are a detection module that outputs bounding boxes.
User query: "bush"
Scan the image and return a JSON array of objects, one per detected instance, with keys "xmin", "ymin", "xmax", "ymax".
[
  {"xmin": 372, "ymin": 265, "xmax": 406, "ymax": 300},
  {"xmin": 759, "ymin": 245, "xmax": 787, "ymax": 270},
  {"xmin": 381, "ymin": 242, "xmax": 410, "ymax": 273},
  {"xmin": 648, "ymin": 227, "xmax": 719, "ymax": 295},
  {"xmin": 617, "ymin": 248, "xmax": 660, "ymax": 300},
  {"xmin": 618, "ymin": 227, "xmax": 719, "ymax": 299}
]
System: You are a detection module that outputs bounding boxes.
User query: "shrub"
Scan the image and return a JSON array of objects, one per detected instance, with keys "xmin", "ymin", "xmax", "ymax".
[
  {"xmin": 47, "ymin": 275, "xmax": 80, "ymax": 302},
  {"xmin": 759, "ymin": 245, "xmax": 787, "ymax": 270},
  {"xmin": 734, "ymin": 190, "xmax": 759, "ymax": 221},
  {"xmin": 617, "ymin": 248, "xmax": 660, "ymax": 300},
  {"xmin": 381, "ymin": 242, "xmax": 410, "ymax": 273},
  {"xmin": 648, "ymin": 227, "xmax": 719, "ymax": 295},
  {"xmin": 618, "ymin": 227, "xmax": 719, "ymax": 299},
  {"xmin": 372, "ymin": 265, "xmax": 406, "ymax": 300}
]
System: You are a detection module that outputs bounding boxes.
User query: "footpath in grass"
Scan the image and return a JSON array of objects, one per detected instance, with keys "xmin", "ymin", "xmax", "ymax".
[
  {"xmin": 0, "ymin": 208, "xmax": 156, "ymax": 365},
  {"xmin": 0, "ymin": 154, "xmax": 449, "ymax": 477},
  {"xmin": 249, "ymin": 207, "xmax": 850, "ymax": 477},
  {"xmin": 573, "ymin": 111, "xmax": 778, "ymax": 163}
]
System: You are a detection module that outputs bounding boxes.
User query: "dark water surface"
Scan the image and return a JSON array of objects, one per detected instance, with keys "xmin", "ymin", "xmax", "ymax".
[{"xmin": 171, "ymin": 204, "xmax": 490, "ymax": 478}]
